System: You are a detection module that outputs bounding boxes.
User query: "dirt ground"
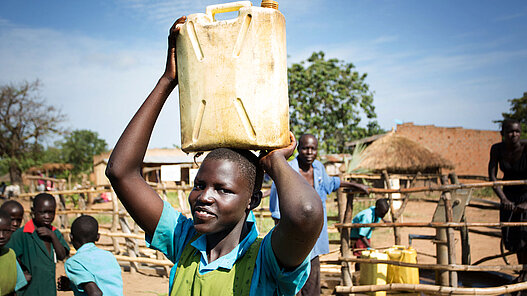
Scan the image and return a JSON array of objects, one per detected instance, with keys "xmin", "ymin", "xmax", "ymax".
[{"xmin": 12, "ymin": 191, "xmax": 514, "ymax": 296}]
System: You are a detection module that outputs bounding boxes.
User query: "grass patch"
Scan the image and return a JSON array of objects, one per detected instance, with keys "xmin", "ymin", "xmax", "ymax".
[
  {"xmin": 472, "ymin": 187, "xmax": 497, "ymax": 199},
  {"xmin": 93, "ymin": 214, "xmax": 113, "ymax": 225}
]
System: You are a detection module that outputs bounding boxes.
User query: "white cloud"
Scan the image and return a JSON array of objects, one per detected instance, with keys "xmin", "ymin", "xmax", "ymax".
[{"xmin": 0, "ymin": 20, "xmax": 181, "ymax": 148}]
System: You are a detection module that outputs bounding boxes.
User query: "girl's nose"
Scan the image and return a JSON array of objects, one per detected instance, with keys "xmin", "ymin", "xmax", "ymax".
[{"xmin": 197, "ymin": 188, "xmax": 215, "ymax": 204}]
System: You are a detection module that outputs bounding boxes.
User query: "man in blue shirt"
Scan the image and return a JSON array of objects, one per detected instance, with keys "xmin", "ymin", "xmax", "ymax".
[{"xmin": 269, "ymin": 134, "xmax": 369, "ymax": 296}]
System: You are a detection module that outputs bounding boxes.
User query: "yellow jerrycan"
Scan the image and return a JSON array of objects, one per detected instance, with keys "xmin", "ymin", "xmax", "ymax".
[
  {"xmin": 385, "ymin": 245, "xmax": 419, "ymax": 285},
  {"xmin": 359, "ymin": 249, "xmax": 388, "ymax": 296},
  {"xmin": 176, "ymin": 1, "xmax": 289, "ymax": 152}
]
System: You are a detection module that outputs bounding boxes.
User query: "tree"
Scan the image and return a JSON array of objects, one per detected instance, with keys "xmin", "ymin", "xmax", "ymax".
[
  {"xmin": 60, "ymin": 129, "xmax": 108, "ymax": 175},
  {"xmin": 288, "ymin": 51, "xmax": 383, "ymax": 154},
  {"xmin": 0, "ymin": 80, "xmax": 66, "ymax": 184},
  {"xmin": 498, "ymin": 92, "xmax": 527, "ymax": 139}
]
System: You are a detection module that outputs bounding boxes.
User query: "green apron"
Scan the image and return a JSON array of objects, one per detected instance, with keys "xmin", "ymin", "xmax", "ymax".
[
  {"xmin": 0, "ymin": 248, "xmax": 17, "ymax": 296},
  {"xmin": 171, "ymin": 236, "xmax": 263, "ymax": 296}
]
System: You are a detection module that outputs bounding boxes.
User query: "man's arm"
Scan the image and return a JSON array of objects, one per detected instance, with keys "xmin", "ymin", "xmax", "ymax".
[
  {"xmin": 488, "ymin": 144, "xmax": 514, "ymax": 211},
  {"xmin": 340, "ymin": 180, "xmax": 369, "ymax": 195},
  {"xmin": 359, "ymin": 236, "xmax": 371, "ymax": 248},
  {"xmin": 105, "ymin": 17, "xmax": 186, "ymax": 236},
  {"xmin": 260, "ymin": 133, "xmax": 324, "ymax": 268}
]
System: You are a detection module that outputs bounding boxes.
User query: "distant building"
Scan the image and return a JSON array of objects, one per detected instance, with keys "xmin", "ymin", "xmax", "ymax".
[
  {"xmin": 345, "ymin": 122, "xmax": 501, "ymax": 177},
  {"xmin": 92, "ymin": 148, "xmax": 206, "ymax": 186},
  {"xmin": 393, "ymin": 123, "xmax": 500, "ymax": 177}
]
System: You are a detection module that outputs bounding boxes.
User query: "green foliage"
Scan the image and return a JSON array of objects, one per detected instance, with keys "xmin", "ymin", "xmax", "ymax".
[
  {"xmin": 288, "ymin": 51, "xmax": 384, "ymax": 154},
  {"xmin": 344, "ymin": 143, "xmax": 370, "ymax": 174},
  {"xmin": 59, "ymin": 129, "xmax": 108, "ymax": 175},
  {"xmin": 496, "ymin": 92, "xmax": 527, "ymax": 139},
  {"xmin": 0, "ymin": 80, "xmax": 66, "ymax": 183}
]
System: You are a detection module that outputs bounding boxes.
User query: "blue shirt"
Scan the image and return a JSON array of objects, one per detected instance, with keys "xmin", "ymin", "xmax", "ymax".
[
  {"xmin": 146, "ymin": 201, "xmax": 310, "ymax": 296},
  {"xmin": 15, "ymin": 260, "xmax": 28, "ymax": 291},
  {"xmin": 64, "ymin": 243, "xmax": 123, "ymax": 296},
  {"xmin": 269, "ymin": 158, "xmax": 341, "ymax": 259},
  {"xmin": 350, "ymin": 206, "xmax": 381, "ymax": 240}
]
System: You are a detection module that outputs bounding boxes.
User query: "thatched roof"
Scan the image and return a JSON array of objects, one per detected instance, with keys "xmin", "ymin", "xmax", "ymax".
[
  {"xmin": 356, "ymin": 133, "xmax": 454, "ymax": 173},
  {"xmin": 26, "ymin": 163, "xmax": 74, "ymax": 174}
]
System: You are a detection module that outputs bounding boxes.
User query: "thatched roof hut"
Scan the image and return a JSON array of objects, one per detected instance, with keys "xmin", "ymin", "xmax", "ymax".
[
  {"xmin": 356, "ymin": 133, "xmax": 454, "ymax": 174},
  {"xmin": 26, "ymin": 163, "xmax": 74, "ymax": 175}
]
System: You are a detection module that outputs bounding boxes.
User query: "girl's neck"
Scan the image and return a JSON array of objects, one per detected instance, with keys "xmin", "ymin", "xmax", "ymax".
[{"xmin": 205, "ymin": 219, "xmax": 250, "ymax": 263}]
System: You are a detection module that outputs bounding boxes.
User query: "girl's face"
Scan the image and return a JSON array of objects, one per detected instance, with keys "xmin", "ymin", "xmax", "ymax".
[{"xmin": 188, "ymin": 159, "xmax": 252, "ymax": 235}]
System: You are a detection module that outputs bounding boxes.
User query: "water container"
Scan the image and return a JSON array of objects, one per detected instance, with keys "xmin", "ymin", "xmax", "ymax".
[
  {"xmin": 359, "ymin": 250, "xmax": 388, "ymax": 296},
  {"xmin": 176, "ymin": 1, "xmax": 289, "ymax": 152},
  {"xmin": 385, "ymin": 245, "xmax": 419, "ymax": 285}
]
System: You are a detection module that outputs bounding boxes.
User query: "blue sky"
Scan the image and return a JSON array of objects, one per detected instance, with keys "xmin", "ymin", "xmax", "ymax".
[{"xmin": 1, "ymin": 0, "xmax": 526, "ymax": 149}]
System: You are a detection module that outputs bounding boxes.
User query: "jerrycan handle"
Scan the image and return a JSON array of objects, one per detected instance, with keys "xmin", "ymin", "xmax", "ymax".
[{"xmin": 206, "ymin": 1, "xmax": 252, "ymax": 21}]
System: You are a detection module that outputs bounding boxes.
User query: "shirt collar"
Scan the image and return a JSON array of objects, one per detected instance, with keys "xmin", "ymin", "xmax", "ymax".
[
  {"xmin": 293, "ymin": 157, "xmax": 323, "ymax": 189},
  {"xmin": 23, "ymin": 219, "xmax": 56, "ymax": 233},
  {"xmin": 191, "ymin": 214, "xmax": 259, "ymax": 273},
  {"xmin": 76, "ymin": 242, "xmax": 96, "ymax": 253}
]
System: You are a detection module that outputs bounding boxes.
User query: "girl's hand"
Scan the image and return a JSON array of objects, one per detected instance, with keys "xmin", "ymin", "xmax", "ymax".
[
  {"xmin": 163, "ymin": 16, "xmax": 186, "ymax": 86},
  {"xmin": 259, "ymin": 132, "xmax": 295, "ymax": 171}
]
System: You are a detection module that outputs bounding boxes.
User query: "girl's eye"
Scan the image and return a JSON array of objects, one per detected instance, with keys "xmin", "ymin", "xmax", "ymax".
[
  {"xmin": 193, "ymin": 183, "xmax": 205, "ymax": 190},
  {"xmin": 219, "ymin": 188, "xmax": 233, "ymax": 194}
]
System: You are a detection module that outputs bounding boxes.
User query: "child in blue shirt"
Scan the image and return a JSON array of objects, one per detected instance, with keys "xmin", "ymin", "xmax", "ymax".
[
  {"xmin": 350, "ymin": 198, "xmax": 389, "ymax": 257},
  {"xmin": 105, "ymin": 16, "xmax": 324, "ymax": 295},
  {"xmin": 58, "ymin": 215, "xmax": 123, "ymax": 296}
]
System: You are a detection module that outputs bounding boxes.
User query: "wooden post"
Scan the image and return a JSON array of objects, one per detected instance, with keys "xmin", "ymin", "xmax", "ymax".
[
  {"xmin": 441, "ymin": 175, "xmax": 457, "ymax": 287},
  {"xmin": 449, "ymin": 172, "xmax": 471, "ymax": 265},
  {"xmin": 119, "ymin": 216, "xmax": 139, "ymax": 274},
  {"xmin": 110, "ymin": 189, "xmax": 121, "ymax": 255},
  {"xmin": 56, "ymin": 194, "xmax": 69, "ymax": 229},
  {"xmin": 383, "ymin": 170, "xmax": 401, "ymax": 245},
  {"xmin": 338, "ymin": 188, "xmax": 353, "ymax": 287}
]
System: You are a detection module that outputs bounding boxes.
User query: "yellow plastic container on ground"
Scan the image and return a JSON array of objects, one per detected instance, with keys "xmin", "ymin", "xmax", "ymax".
[
  {"xmin": 385, "ymin": 245, "xmax": 419, "ymax": 285},
  {"xmin": 176, "ymin": 1, "xmax": 289, "ymax": 152},
  {"xmin": 360, "ymin": 250, "xmax": 388, "ymax": 296}
]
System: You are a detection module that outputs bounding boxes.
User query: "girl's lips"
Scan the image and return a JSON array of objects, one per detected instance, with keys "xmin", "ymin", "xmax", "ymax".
[{"xmin": 193, "ymin": 209, "xmax": 216, "ymax": 220}]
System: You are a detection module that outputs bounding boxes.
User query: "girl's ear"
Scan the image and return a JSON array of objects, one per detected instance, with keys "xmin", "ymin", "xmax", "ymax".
[{"xmin": 248, "ymin": 191, "xmax": 262, "ymax": 211}]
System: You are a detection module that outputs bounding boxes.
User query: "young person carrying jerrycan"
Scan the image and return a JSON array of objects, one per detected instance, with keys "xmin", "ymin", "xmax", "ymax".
[{"xmin": 105, "ymin": 16, "xmax": 324, "ymax": 295}]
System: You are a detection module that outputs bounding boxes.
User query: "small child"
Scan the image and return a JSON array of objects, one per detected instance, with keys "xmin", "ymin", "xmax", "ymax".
[
  {"xmin": 57, "ymin": 215, "xmax": 123, "ymax": 296},
  {"xmin": 6, "ymin": 193, "xmax": 70, "ymax": 296},
  {"xmin": 105, "ymin": 16, "xmax": 324, "ymax": 295},
  {"xmin": 350, "ymin": 198, "xmax": 390, "ymax": 257},
  {"xmin": 0, "ymin": 210, "xmax": 27, "ymax": 295},
  {"xmin": 0, "ymin": 200, "xmax": 25, "ymax": 232}
]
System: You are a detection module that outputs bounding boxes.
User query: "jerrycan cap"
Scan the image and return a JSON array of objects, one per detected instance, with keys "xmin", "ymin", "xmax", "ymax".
[{"xmin": 261, "ymin": 0, "xmax": 279, "ymax": 9}]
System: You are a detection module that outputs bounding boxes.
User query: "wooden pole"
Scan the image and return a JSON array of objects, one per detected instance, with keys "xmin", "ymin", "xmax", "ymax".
[
  {"xmin": 338, "ymin": 188, "xmax": 353, "ymax": 287},
  {"xmin": 335, "ymin": 281, "xmax": 527, "ymax": 295},
  {"xmin": 383, "ymin": 170, "xmax": 401, "ymax": 245},
  {"xmin": 440, "ymin": 175, "xmax": 457, "ymax": 287},
  {"xmin": 119, "ymin": 217, "xmax": 139, "ymax": 274},
  {"xmin": 335, "ymin": 221, "xmax": 527, "ymax": 228},
  {"xmin": 362, "ymin": 179, "xmax": 527, "ymax": 194},
  {"xmin": 110, "ymin": 189, "xmax": 121, "ymax": 255},
  {"xmin": 340, "ymin": 257, "xmax": 526, "ymax": 272}
]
